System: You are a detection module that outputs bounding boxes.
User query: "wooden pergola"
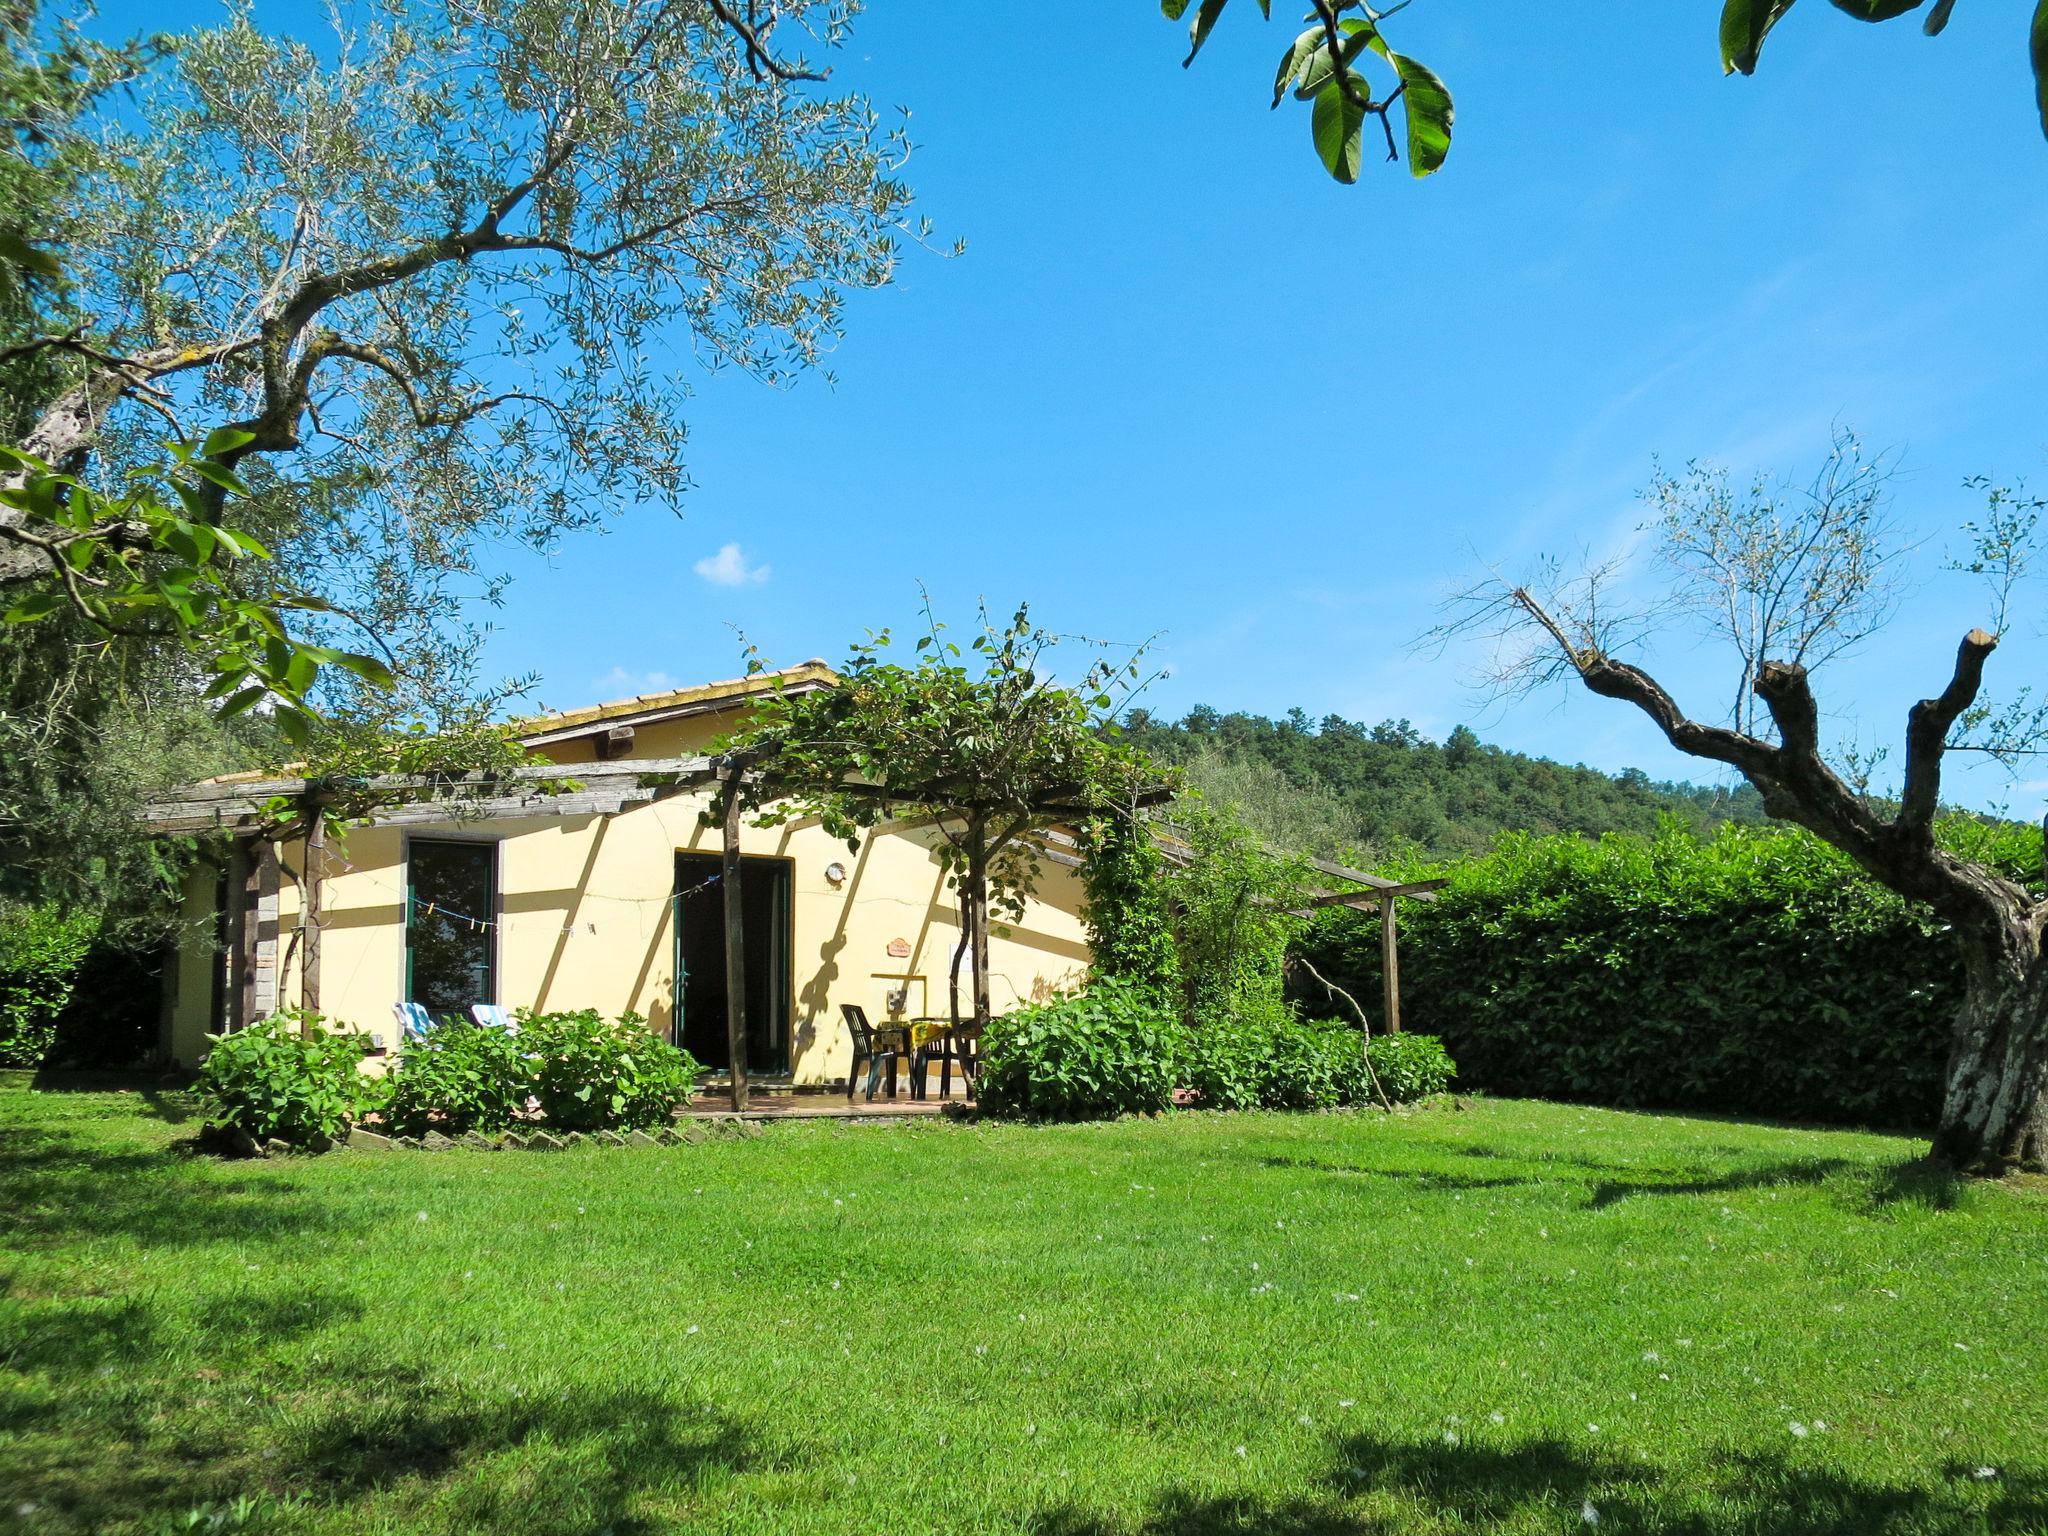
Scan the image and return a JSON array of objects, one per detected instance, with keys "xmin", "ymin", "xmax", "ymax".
[
  {"xmin": 143, "ymin": 755, "xmax": 1173, "ymax": 1111},
  {"xmin": 1292, "ymin": 858, "xmax": 1449, "ymax": 1034},
  {"xmin": 143, "ymin": 754, "xmax": 725, "ymax": 1073},
  {"xmin": 1142, "ymin": 830, "xmax": 1448, "ymax": 1036}
]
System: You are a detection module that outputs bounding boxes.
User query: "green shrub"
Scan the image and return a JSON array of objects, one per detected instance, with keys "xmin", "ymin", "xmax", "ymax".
[
  {"xmin": 517, "ymin": 1009, "xmax": 704, "ymax": 1131},
  {"xmin": 1292, "ymin": 820, "xmax": 2038, "ymax": 1129},
  {"xmin": 1180, "ymin": 1011, "xmax": 1272, "ymax": 1111},
  {"xmin": 197, "ymin": 1011, "xmax": 374, "ymax": 1145},
  {"xmin": 1261, "ymin": 1014, "xmax": 1352, "ymax": 1110},
  {"xmin": 1181, "ymin": 1005, "xmax": 1450, "ymax": 1111},
  {"xmin": 1183, "ymin": 1000, "xmax": 1342, "ymax": 1111},
  {"xmin": 0, "ymin": 901, "xmax": 99, "ymax": 1068},
  {"xmin": 1364, "ymin": 1032, "xmax": 1456, "ymax": 1102},
  {"xmin": 382, "ymin": 1019, "xmax": 532, "ymax": 1135},
  {"xmin": 978, "ymin": 978, "xmax": 1183, "ymax": 1121}
]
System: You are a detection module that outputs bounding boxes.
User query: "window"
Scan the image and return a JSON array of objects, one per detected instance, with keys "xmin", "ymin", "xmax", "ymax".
[{"xmin": 406, "ymin": 839, "xmax": 497, "ymax": 1012}]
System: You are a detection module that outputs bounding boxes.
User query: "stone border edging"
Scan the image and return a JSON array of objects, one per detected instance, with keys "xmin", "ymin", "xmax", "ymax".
[{"xmin": 216, "ymin": 1121, "xmax": 766, "ymax": 1157}]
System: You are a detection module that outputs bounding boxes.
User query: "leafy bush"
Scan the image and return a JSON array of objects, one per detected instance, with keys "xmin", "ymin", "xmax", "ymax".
[
  {"xmin": 1293, "ymin": 820, "xmax": 2041, "ymax": 1129},
  {"xmin": 1364, "ymin": 1032, "xmax": 1456, "ymax": 1103},
  {"xmin": 1180, "ymin": 1011, "xmax": 1273, "ymax": 1111},
  {"xmin": 1182, "ymin": 1000, "xmax": 1334, "ymax": 1111},
  {"xmin": 978, "ymin": 978, "xmax": 1184, "ymax": 1121},
  {"xmin": 382, "ymin": 1019, "xmax": 532, "ymax": 1136},
  {"xmin": 517, "ymin": 1009, "xmax": 704, "ymax": 1131},
  {"xmin": 0, "ymin": 901, "xmax": 99, "ymax": 1068},
  {"xmin": 196, "ymin": 1011, "xmax": 374, "ymax": 1144},
  {"xmin": 1181, "ymin": 1004, "xmax": 1453, "ymax": 1111}
]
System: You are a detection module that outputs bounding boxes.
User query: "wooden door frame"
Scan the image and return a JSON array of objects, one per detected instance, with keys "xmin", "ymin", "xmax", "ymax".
[{"xmin": 671, "ymin": 849, "xmax": 795, "ymax": 1073}]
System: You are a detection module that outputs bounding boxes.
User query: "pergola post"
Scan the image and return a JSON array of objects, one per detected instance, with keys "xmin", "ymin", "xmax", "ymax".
[
  {"xmin": 302, "ymin": 810, "xmax": 325, "ymax": 1021},
  {"xmin": 237, "ymin": 837, "xmax": 280, "ymax": 1028},
  {"xmin": 720, "ymin": 755, "xmax": 749, "ymax": 1112},
  {"xmin": 1379, "ymin": 891, "xmax": 1401, "ymax": 1035}
]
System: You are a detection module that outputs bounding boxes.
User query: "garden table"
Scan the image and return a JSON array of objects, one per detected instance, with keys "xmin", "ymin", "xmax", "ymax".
[{"xmin": 905, "ymin": 1018, "xmax": 979, "ymax": 1101}]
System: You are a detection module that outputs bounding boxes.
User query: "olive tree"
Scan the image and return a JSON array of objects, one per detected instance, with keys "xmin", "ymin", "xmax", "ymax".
[
  {"xmin": 1444, "ymin": 435, "xmax": 2048, "ymax": 1174},
  {"xmin": 0, "ymin": 0, "xmax": 917, "ymax": 690}
]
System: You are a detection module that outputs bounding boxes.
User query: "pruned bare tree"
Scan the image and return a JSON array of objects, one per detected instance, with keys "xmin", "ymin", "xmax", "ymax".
[
  {"xmin": 1441, "ymin": 446, "xmax": 2048, "ymax": 1175},
  {"xmin": 1646, "ymin": 430, "xmax": 1901, "ymax": 736}
]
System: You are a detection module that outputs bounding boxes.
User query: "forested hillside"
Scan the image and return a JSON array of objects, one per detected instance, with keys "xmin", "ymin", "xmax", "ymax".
[{"xmin": 1122, "ymin": 706, "xmax": 1767, "ymax": 858}]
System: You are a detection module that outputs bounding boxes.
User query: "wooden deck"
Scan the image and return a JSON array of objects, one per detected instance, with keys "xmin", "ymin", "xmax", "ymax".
[{"xmin": 682, "ymin": 1071, "xmax": 971, "ymax": 1121}]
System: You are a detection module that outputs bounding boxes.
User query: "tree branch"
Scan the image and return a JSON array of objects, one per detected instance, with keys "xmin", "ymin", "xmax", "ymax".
[
  {"xmin": 1899, "ymin": 628, "xmax": 1998, "ymax": 834},
  {"xmin": 703, "ymin": 0, "xmax": 827, "ymax": 82},
  {"xmin": 1509, "ymin": 585, "xmax": 1781, "ymax": 781}
]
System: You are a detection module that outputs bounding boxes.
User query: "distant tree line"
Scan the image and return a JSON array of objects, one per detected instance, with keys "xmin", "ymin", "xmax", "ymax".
[{"xmin": 1120, "ymin": 705, "xmax": 1767, "ymax": 859}]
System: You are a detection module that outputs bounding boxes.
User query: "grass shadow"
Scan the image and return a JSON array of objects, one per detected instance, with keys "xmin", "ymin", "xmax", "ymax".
[
  {"xmin": 1026, "ymin": 1430, "xmax": 2047, "ymax": 1536},
  {"xmin": 1258, "ymin": 1148, "xmax": 1860, "ymax": 1209},
  {"xmin": 0, "ymin": 1125, "xmax": 341, "ymax": 1251},
  {"xmin": 7, "ymin": 1338, "xmax": 791, "ymax": 1536},
  {"xmin": 1330, "ymin": 1429, "xmax": 2047, "ymax": 1535},
  {"xmin": 1452, "ymin": 1143, "xmax": 1979, "ymax": 1215},
  {"xmin": 1257, "ymin": 1153, "xmax": 1532, "ymax": 1194},
  {"xmin": 1029, "ymin": 1491, "xmax": 1388, "ymax": 1535},
  {"xmin": 1864, "ymin": 1156, "xmax": 1967, "ymax": 1211}
]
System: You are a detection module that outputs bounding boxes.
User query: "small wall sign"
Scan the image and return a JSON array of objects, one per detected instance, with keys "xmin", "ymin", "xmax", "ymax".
[{"xmin": 886, "ymin": 937, "xmax": 911, "ymax": 959}]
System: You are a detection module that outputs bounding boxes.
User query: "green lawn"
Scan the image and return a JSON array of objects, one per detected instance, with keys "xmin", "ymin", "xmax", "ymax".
[{"xmin": 2, "ymin": 1088, "xmax": 2044, "ymax": 1536}]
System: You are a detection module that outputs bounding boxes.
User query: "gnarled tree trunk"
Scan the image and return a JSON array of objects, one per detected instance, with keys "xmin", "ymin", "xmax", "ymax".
[
  {"xmin": 1506, "ymin": 602, "xmax": 2048, "ymax": 1177},
  {"xmin": 966, "ymin": 831, "xmax": 993, "ymax": 1030},
  {"xmin": 1936, "ymin": 922, "xmax": 2048, "ymax": 1172}
]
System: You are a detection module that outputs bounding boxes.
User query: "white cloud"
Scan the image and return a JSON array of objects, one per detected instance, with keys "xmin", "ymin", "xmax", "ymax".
[
  {"xmin": 590, "ymin": 666, "xmax": 675, "ymax": 698},
  {"xmin": 693, "ymin": 542, "xmax": 771, "ymax": 587}
]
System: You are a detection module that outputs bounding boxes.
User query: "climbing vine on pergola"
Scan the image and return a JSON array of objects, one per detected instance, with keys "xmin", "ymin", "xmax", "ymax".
[{"xmin": 711, "ymin": 603, "xmax": 1175, "ymax": 1037}]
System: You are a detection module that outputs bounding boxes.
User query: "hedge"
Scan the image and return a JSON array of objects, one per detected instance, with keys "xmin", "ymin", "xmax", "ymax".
[
  {"xmin": 0, "ymin": 902, "xmax": 100, "ymax": 1068},
  {"xmin": 1292, "ymin": 821, "xmax": 2043, "ymax": 1132}
]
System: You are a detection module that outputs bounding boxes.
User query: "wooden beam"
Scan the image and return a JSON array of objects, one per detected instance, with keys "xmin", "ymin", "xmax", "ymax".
[
  {"xmin": 228, "ymin": 838, "xmax": 253, "ymax": 1031},
  {"xmin": 1303, "ymin": 877, "xmax": 1448, "ymax": 908},
  {"xmin": 1307, "ymin": 856, "xmax": 1447, "ymax": 893},
  {"xmin": 140, "ymin": 782, "xmax": 696, "ymax": 835},
  {"xmin": 720, "ymin": 758, "xmax": 750, "ymax": 1113},
  {"xmin": 303, "ymin": 818, "xmax": 325, "ymax": 1016},
  {"xmin": 139, "ymin": 757, "xmax": 720, "ymax": 829},
  {"xmin": 1380, "ymin": 892, "xmax": 1402, "ymax": 1035}
]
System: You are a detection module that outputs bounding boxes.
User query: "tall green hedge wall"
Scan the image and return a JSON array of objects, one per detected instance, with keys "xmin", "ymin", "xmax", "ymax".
[{"xmin": 1292, "ymin": 821, "xmax": 2043, "ymax": 1132}]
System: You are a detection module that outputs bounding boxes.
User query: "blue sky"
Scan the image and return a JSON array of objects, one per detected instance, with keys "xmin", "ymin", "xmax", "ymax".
[{"xmin": 93, "ymin": 3, "xmax": 2048, "ymax": 806}]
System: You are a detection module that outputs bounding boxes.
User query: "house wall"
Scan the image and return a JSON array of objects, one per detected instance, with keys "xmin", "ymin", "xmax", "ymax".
[{"xmin": 166, "ymin": 705, "xmax": 1095, "ymax": 1079}]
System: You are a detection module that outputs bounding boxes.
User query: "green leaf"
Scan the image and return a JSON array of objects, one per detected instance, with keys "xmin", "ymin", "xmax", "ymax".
[
  {"xmin": 1922, "ymin": 0, "xmax": 1956, "ymax": 33},
  {"xmin": 1272, "ymin": 27, "xmax": 1323, "ymax": 107},
  {"xmin": 4, "ymin": 591, "xmax": 65, "ymax": 623},
  {"xmin": 202, "ymin": 663, "xmax": 252, "ymax": 699},
  {"xmin": 1294, "ymin": 23, "xmax": 1376, "ymax": 100},
  {"xmin": 1183, "ymin": 0, "xmax": 1228, "ymax": 66},
  {"xmin": 2033, "ymin": 0, "xmax": 2048, "ymax": 139},
  {"xmin": 1160, "ymin": 0, "xmax": 1190, "ymax": 17},
  {"xmin": 273, "ymin": 703, "xmax": 311, "ymax": 746},
  {"xmin": 1311, "ymin": 80, "xmax": 1367, "ymax": 184},
  {"xmin": 1721, "ymin": 0, "xmax": 1799, "ymax": 74},
  {"xmin": 1386, "ymin": 51, "xmax": 1453, "ymax": 176},
  {"xmin": 1826, "ymin": 0, "xmax": 1925, "ymax": 17},
  {"xmin": 185, "ymin": 458, "xmax": 254, "ymax": 498},
  {"xmin": 0, "ymin": 231, "xmax": 61, "ymax": 281},
  {"xmin": 199, "ymin": 427, "xmax": 257, "ymax": 458},
  {"xmin": 218, "ymin": 684, "xmax": 269, "ymax": 718}
]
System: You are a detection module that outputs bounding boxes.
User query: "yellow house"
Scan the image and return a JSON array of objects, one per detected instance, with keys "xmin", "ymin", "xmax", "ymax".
[{"xmin": 155, "ymin": 663, "xmax": 1096, "ymax": 1084}]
